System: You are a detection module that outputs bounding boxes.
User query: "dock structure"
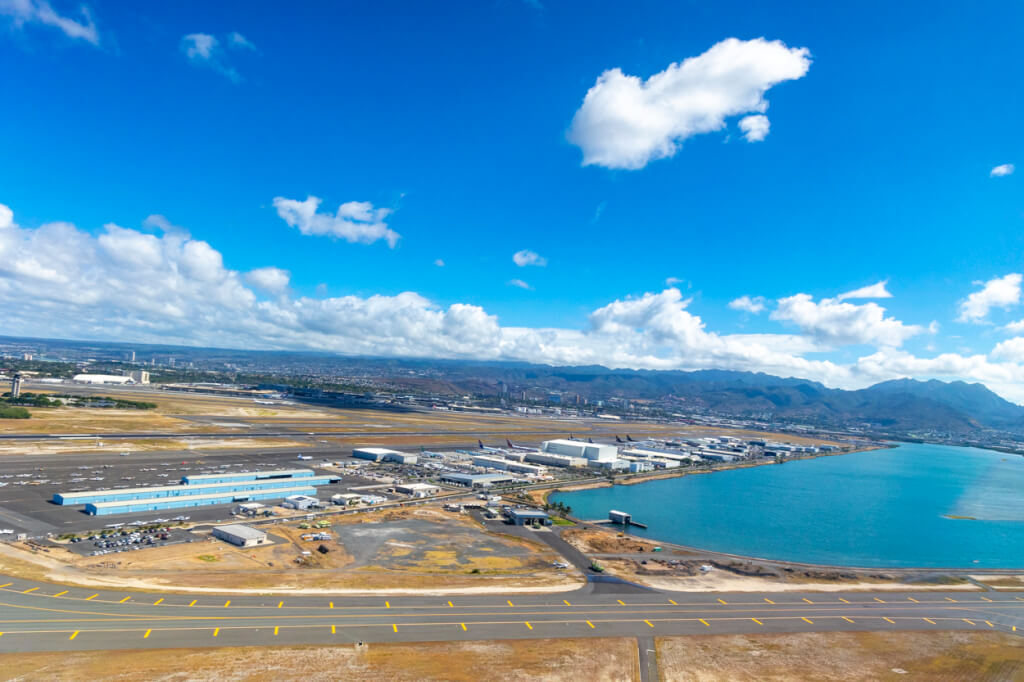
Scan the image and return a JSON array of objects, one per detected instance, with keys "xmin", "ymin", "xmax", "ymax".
[{"xmin": 608, "ymin": 509, "xmax": 648, "ymax": 529}]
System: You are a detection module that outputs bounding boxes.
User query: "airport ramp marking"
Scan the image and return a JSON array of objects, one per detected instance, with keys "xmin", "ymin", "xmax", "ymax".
[
  {"xmin": 839, "ymin": 598, "xmax": 850, "ymax": 604},
  {"xmin": 842, "ymin": 617, "xmax": 854, "ymax": 623},
  {"xmin": 22, "ymin": 588, "xmax": 38, "ymax": 594},
  {"xmin": 874, "ymin": 598, "xmax": 885, "ymax": 603},
  {"xmin": 883, "ymin": 617, "xmax": 895, "ymax": 624},
  {"xmin": 69, "ymin": 630, "xmax": 78, "ymax": 640},
  {"xmin": 525, "ymin": 621, "xmax": 533, "ymax": 630},
  {"xmin": 153, "ymin": 598, "xmax": 163, "ymax": 606},
  {"xmin": 0, "ymin": 584, "xmax": 10, "ymax": 589},
  {"xmin": 85, "ymin": 594, "xmax": 98, "ymax": 601},
  {"xmin": 751, "ymin": 618, "xmax": 762, "ymax": 625},
  {"xmin": 277, "ymin": 601, "xmax": 283, "ymax": 608},
  {"xmin": 385, "ymin": 601, "xmax": 390, "ymax": 609},
  {"xmin": 274, "ymin": 626, "xmax": 279, "ymax": 635},
  {"xmin": 963, "ymin": 619, "xmax": 975, "ymax": 625},
  {"xmin": 945, "ymin": 597, "xmax": 957, "ymax": 603},
  {"xmin": 331, "ymin": 625, "xmax": 336, "ymax": 634},
  {"xmin": 764, "ymin": 598, "xmax": 774, "ymax": 604},
  {"xmin": 801, "ymin": 617, "xmax": 813, "ymax": 624},
  {"xmin": 586, "ymin": 620, "xmax": 595, "ymax": 629},
  {"xmin": 143, "ymin": 629, "xmax": 151, "ymax": 639},
  {"xmin": 669, "ymin": 599, "xmax": 678, "ymax": 605},
  {"xmin": 392, "ymin": 624, "xmax": 397, "ymax": 633},
  {"xmin": 188, "ymin": 600, "xmax": 196, "ymax": 607},
  {"xmin": 985, "ymin": 621, "xmax": 994, "ymax": 628},
  {"xmin": 329, "ymin": 602, "xmax": 334, "ymax": 609},
  {"xmin": 699, "ymin": 618, "xmax": 710, "ymax": 627},
  {"xmin": 564, "ymin": 600, "xmax": 571, "ymax": 606},
  {"xmin": 802, "ymin": 598, "xmax": 813, "ymax": 604},
  {"xmin": 54, "ymin": 591, "xmax": 68, "ymax": 597},
  {"xmin": 923, "ymin": 618, "xmax": 936, "ymax": 624},
  {"xmin": 224, "ymin": 600, "xmax": 231, "ymax": 607},
  {"xmin": 460, "ymin": 623, "xmax": 467, "ymax": 631},
  {"xmin": 981, "ymin": 597, "xmax": 993, "ymax": 602},
  {"xmin": 213, "ymin": 628, "xmax": 219, "ymax": 637},
  {"xmin": 119, "ymin": 597, "xmax": 130, "ymax": 603},
  {"xmin": 448, "ymin": 601, "xmax": 453, "ymax": 608},
  {"xmin": 617, "ymin": 600, "xmax": 626, "ymax": 605},
  {"xmin": 644, "ymin": 619, "xmax": 654, "ymax": 628},
  {"xmin": 507, "ymin": 600, "xmax": 514, "ymax": 607},
  {"xmin": 907, "ymin": 597, "xmax": 919, "ymax": 603}
]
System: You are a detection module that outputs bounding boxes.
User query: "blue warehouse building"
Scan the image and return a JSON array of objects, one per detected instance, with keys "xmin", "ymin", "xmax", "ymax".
[
  {"xmin": 53, "ymin": 476, "xmax": 338, "ymax": 506},
  {"xmin": 85, "ymin": 485, "xmax": 319, "ymax": 515}
]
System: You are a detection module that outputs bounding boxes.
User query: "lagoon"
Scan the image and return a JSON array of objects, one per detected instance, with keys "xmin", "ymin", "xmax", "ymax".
[{"xmin": 549, "ymin": 443, "xmax": 1024, "ymax": 568}]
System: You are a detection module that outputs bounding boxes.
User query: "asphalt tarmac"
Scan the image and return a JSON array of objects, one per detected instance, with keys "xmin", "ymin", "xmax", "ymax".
[{"xmin": 0, "ymin": 573, "xmax": 1020, "ymax": 653}]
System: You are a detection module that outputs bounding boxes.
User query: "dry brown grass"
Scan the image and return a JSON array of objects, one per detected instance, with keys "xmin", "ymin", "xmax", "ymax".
[
  {"xmin": 657, "ymin": 631, "xmax": 1024, "ymax": 681},
  {"xmin": 0, "ymin": 639, "xmax": 639, "ymax": 681}
]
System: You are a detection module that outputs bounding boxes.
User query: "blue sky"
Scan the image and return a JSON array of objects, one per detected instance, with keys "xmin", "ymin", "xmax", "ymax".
[{"xmin": 1, "ymin": 1, "xmax": 1023, "ymax": 399}]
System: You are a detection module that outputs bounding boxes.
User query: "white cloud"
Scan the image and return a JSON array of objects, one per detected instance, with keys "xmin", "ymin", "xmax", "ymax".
[
  {"xmin": 665, "ymin": 276, "xmax": 684, "ymax": 286},
  {"xmin": 567, "ymin": 37, "xmax": 811, "ymax": 170},
  {"xmin": 738, "ymin": 114, "xmax": 770, "ymax": 142},
  {"xmin": 10, "ymin": 200, "xmax": 1024, "ymax": 403},
  {"xmin": 728, "ymin": 295, "xmax": 767, "ymax": 314},
  {"xmin": 957, "ymin": 273, "xmax": 1022, "ymax": 323},
  {"xmin": 0, "ymin": 0, "xmax": 98, "ymax": 45},
  {"xmin": 836, "ymin": 280, "xmax": 892, "ymax": 301},
  {"xmin": 228, "ymin": 31, "xmax": 255, "ymax": 50},
  {"xmin": 181, "ymin": 31, "xmax": 254, "ymax": 82},
  {"xmin": 274, "ymin": 195, "xmax": 399, "ymax": 248},
  {"xmin": 245, "ymin": 266, "xmax": 290, "ymax": 294},
  {"xmin": 508, "ymin": 279, "xmax": 532, "ymax": 290},
  {"xmin": 772, "ymin": 293, "xmax": 922, "ymax": 347},
  {"xmin": 433, "ymin": 259, "xmax": 445, "ymax": 267},
  {"xmin": 512, "ymin": 249, "xmax": 547, "ymax": 267},
  {"xmin": 991, "ymin": 337, "xmax": 1024, "ymax": 363},
  {"xmin": 990, "ymin": 164, "xmax": 1015, "ymax": 177},
  {"xmin": 1004, "ymin": 319, "xmax": 1024, "ymax": 334}
]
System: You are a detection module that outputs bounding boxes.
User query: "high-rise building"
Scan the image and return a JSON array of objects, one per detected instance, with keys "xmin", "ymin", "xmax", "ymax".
[
  {"xmin": 21, "ymin": 353, "xmax": 32, "ymax": 361},
  {"xmin": 129, "ymin": 350, "xmax": 136, "ymax": 363},
  {"xmin": 10, "ymin": 374, "xmax": 22, "ymax": 399}
]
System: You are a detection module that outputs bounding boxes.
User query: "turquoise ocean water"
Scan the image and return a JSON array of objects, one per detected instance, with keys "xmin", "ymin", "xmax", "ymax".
[{"xmin": 549, "ymin": 443, "xmax": 1024, "ymax": 568}]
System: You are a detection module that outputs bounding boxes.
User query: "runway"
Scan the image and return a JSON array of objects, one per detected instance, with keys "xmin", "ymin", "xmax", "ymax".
[{"xmin": 0, "ymin": 574, "xmax": 1020, "ymax": 652}]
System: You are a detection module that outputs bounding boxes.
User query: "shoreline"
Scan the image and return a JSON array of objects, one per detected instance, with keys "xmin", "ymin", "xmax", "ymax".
[{"xmin": 549, "ymin": 442, "xmax": 1024, "ymax": 574}]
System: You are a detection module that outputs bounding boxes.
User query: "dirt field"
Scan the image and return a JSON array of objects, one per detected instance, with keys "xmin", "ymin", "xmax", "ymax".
[
  {"xmin": 0, "ymin": 638, "xmax": 639, "ymax": 681},
  {"xmin": 2, "ymin": 508, "xmax": 579, "ymax": 593},
  {"xmin": 657, "ymin": 631, "xmax": 1024, "ymax": 681}
]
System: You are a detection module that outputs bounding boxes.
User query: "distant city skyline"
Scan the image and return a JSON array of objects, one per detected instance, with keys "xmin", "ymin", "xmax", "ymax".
[{"xmin": 1, "ymin": 1, "xmax": 1022, "ymax": 401}]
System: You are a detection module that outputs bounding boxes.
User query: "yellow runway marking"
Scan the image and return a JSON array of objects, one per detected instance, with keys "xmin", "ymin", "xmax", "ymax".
[
  {"xmin": 448, "ymin": 601, "xmax": 453, "ymax": 608},
  {"xmin": 69, "ymin": 630, "xmax": 78, "ymax": 640},
  {"xmin": 981, "ymin": 597, "xmax": 993, "ymax": 602},
  {"xmin": 119, "ymin": 597, "xmax": 130, "ymax": 603},
  {"xmin": 224, "ymin": 600, "xmax": 231, "ymax": 607},
  {"xmin": 963, "ymin": 619, "xmax": 975, "ymax": 625},
  {"xmin": 802, "ymin": 598, "xmax": 813, "ymax": 604},
  {"xmin": 460, "ymin": 623, "xmax": 467, "ymax": 631},
  {"xmin": 1017, "ymin": 597, "xmax": 1024, "ymax": 602},
  {"xmin": 331, "ymin": 625, "xmax": 336, "ymax": 634},
  {"xmin": 764, "ymin": 598, "xmax": 774, "ymax": 604},
  {"xmin": 507, "ymin": 600, "xmax": 514, "ymax": 607},
  {"xmin": 874, "ymin": 598, "xmax": 885, "ymax": 603},
  {"xmin": 329, "ymin": 602, "xmax": 334, "ymax": 609},
  {"xmin": 699, "ymin": 618, "xmax": 710, "ymax": 627},
  {"xmin": 617, "ymin": 599, "xmax": 626, "ymax": 605},
  {"xmin": 564, "ymin": 600, "xmax": 571, "ymax": 606},
  {"xmin": 154, "ymin": 598, "xmax": 163, "ymax": 605},
  {"xmin": 213, "ymin": 628, "xmax": 219, "ymax": 637},
  {"xmin": 277, "ymin": 601, "xmax": 283, "ymax": 608},
  {"xmin": 839, "ymin": 598, "xmax": 850, "ymax": 604},
  {"xmin": 669, "ymin": 599, "xmax": 678, "ymax": 605},
  {"xmin": 525, "ymin": 621, "xmax": 533, "ymax": 630},
  {"xmin": 945, "ymin": 597, "xmax": 957, "ymax": 603},
  {"xmin": 85, "ymin": 594, "xmax": 98, "ymax": 601},
  {"xmin": 586, "ymin": 620, "xmax": 595, "ymax": 629},
  {"xmin": 752, "ymin": 618, "xmax": 762, "ymax": 625},
  {"xmin": 392, "ymin": 624, "xmax": 397, "ymax": 632},
  {"xmin": 0, "ymin": 584, "xmax": 10, "ymax": 588},
  {"xmin": 22, "ymin": 587, "xmax": 38, "ymax": 594},
  {"xmin": 188, "ymin": 600, "xmax": 196, "ymax": 607},
  {"xmin": 385, "ymin": 601, "xmax": 390, "ymax": 609},
  {"xmin": 842, "ymin": 617, "xmax": 854, "ymax": 623},
  {"xmin": 644, "ymin": 619, "xmax": 654, "ymax": 628},
  {"xmin": 907, "ymin": 597, "xmax": 919, "ymax": 603},
  {"xmin": 143, "ymin": 629, "xmax": 151, "ymax": 638},
  {"xmin": 923, "ymin": 618, "xmax": 935, "ymax": 624},
  {"xmin": 1013, "ymin": 626, "xmax": 1017, "ymax": 632},
  {"xmin": 274, "ymin": 626, "xmax": 279, "ymax": 635},
  {"xmin": 883, "ymin": 617, "xmax": 895, "ymax": 624},
  {"xmin": 802, "ymin": 617, "xmax": 813, "ymax": 624},
  {"xmin": 985, "ymin": 621, "xmax": 994, "ymax": 628},
  {"xmin": 54, "ymin": 591, "xmax": 68, "ymax": 597},
  {"xmin": 717, "ymin": 599, "xmax": 727, "ymax": 605}
]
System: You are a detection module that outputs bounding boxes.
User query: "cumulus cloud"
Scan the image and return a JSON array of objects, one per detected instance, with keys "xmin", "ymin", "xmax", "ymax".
[
  {"xmin": 1004, "ymin": 319, "xmax": 1024, "ymax": 334},
  {"xmin": 738, "ymin": 114, "xmax": 770, "ymax": 142},
  {"xmin": 507, "ymin": 279, "xmax": 532, "ymax": 290},
  {"xmin": 567, "ymin": 37, "xmax": 811, "ymax": 169},
  {"xmin": 772, "ymin": 293, "xmax": 922, "ymax": 347},
  {"xmin": 992, "ymin": 337, "xmax": 1024, "ymax": 363},
  {"xmin": 8, "ymin": 200, "xmax": 1024, "ymax": 402},
  {"xmin": 957, "ymin": 273, "xmax": 1022, "ymax": 323},
  {"xmin": 990, "ymin": 164, "xmax": 1015, "ymax": 177},
  {"xmin": 836, "ymin": 280, "xmax": 892, "ymax": 301},
  {"xmin": 728, "ymin": 295, "xmax": 767, "ymax": 314},
  {"xmin": 0, "ymin": 0, "xmax": 98, "ymax": 45},
  {"xmin": 245, "ymin": 266, "xmax": 290, "ymax": 294},
  {"xmin": 512, "ymin": 249, "xmax": 547, "ymax": 267},
  {"xmin": 274, "ymin": 195, "xmax": 399, "ymax": 248},
  {"xmin": 181, "ymin": 31, "xmax": 255, "ymax": 82}
]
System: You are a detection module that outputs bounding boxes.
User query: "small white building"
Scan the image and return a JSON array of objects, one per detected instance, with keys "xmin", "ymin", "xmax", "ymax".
[
  {"xmin": 352, "ymin": 447, "xmax": 419, "ymax": 465},
  {"xmin": 394, "ymin": 482, "xmax": 439, "ymax": 497},
  {"xmin": 282, "ymin": 495, "xmax": 320, "ymax": 510},
  {"xmin": 233, "ymin": 502, "xmax": 266, "ymax": 516},
  {"xmin": 212, "ymin": 524, "xmax": 267, "ymax": 547},
  {"xmin": 72, "ymin": 374, "xmax": 132, "ymax": 385}
]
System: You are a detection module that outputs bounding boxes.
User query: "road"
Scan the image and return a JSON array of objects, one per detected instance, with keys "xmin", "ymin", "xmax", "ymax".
[{"xmin": 0, "ymin": 573, "xmax": 1020, "ymax": 653}]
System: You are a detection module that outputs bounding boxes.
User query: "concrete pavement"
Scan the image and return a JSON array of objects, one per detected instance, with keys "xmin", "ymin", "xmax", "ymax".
[{"xmin": 0, "ymin": 573, "xmax": 1020, "ymax": 653}]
